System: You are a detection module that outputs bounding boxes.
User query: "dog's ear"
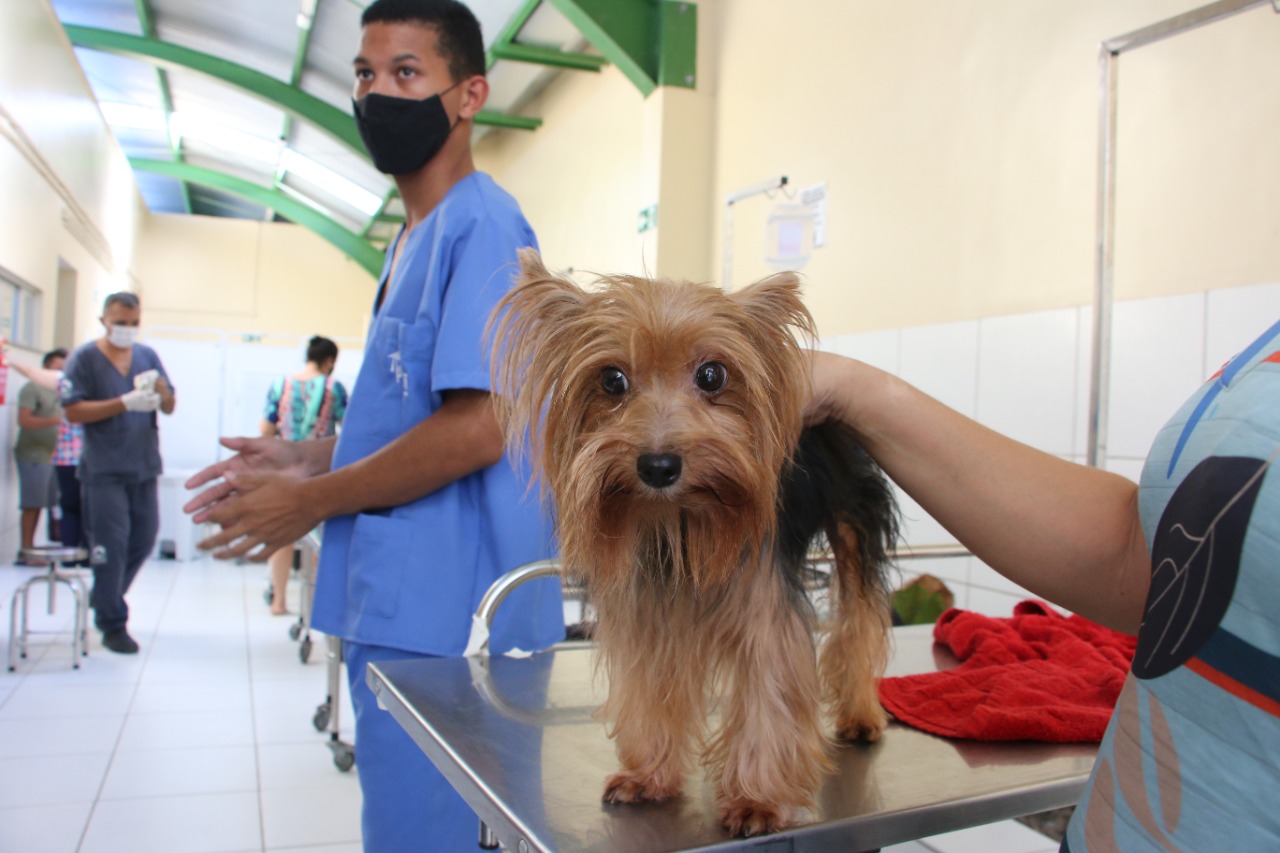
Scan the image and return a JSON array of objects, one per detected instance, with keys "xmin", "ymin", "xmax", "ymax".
[
  {"xmin": 729, "ymin": 271, "xmax": 817, "ymax": 344},
  {"xmin": 489, "ymin": 249, "xmax": 588, "ymax": 475},
  {"xmin": 510, "ymin": 248, "xmax": 587, "ymax": 322},
  {"xmin": 515, "ymin": 246, "xmax": 552, "ymax": 283}
]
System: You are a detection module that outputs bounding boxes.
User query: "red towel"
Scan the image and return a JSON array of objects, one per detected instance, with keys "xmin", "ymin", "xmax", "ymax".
[{"xmin": 878, "ymin": 601, "xmax": 1137, "ymax": 742}]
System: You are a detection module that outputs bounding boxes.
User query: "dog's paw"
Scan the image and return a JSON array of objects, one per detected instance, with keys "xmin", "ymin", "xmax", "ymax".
[
  {"xmin": 602, "ymin": 771, "xmax": 679, "ymax": 805},
  {"xmin": 718, "ymin": 799, "xmax": 791, "ymax": 837},
  {"xmin": 835, "ymin": 705, "xmax": 888, "ymax": 743}
]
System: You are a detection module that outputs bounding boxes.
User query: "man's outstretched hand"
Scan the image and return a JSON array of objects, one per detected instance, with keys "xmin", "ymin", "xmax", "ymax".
[{"xmin": 184, "ymin": 437, "xmax": 325, "ymax": 561}]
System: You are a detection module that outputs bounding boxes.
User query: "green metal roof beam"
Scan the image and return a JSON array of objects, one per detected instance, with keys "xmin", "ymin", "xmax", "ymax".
[
  {"xmin": 276, "ymin": 7, "xmax": 319, "ymax": 186},
  {"xmin": 478, "ymin": 112, "xmax": 542, "ymax": 131},
  {"xmin": 130, "ymin": 158, "xmax": 384, "ymax": 277},
  {"xmin": 488, "ymin": 43, "xmax": 607, "ymax": 72},
  {"xmin": 65, "ymin": 25, "xmax": 536, "ymax": 158},
  {"xmin": 489, "ymin": 0, "xmax": 543, "ymax": 64},
  {"xmin": 67, "ymin": 25, "xmax": 367, "ymax": 156},
  {"xmin": 546, "ymin": 0, "xmax": 696, "ymax": 97},
  {"xmin": 133, "ymin": 0, "xmax": 191, "ymax": 214},
  {"xmin": 359, "ymin": 187, "xmax": 397, "ymax": 239},
  {"xmin": 486, "ymin": 0, "xmax": 607, "ymax": 72}
]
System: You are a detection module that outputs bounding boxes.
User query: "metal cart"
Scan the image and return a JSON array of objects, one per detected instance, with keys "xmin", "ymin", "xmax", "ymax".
[{"xmin": 288, "ymin": 531, "xmax": 356, "ymax": 773}]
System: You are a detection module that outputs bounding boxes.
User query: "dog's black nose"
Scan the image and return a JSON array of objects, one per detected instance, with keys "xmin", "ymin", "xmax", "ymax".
[{"xmin": 637, "ymin": 452, "xmax": 682, "ymax": 489}]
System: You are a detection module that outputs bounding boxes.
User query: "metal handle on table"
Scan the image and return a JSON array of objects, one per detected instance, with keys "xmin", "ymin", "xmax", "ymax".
[
  {"xmin": 470, "ymin": 545, "xmax": 972, "ymax": 653},
  {"xmin": 469, "ymin": 559, "xmax": 589, "ymax": 657}
]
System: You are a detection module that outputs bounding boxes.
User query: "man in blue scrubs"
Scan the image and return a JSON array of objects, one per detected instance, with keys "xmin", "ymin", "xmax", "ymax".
[
  {"xmin": 62, "ymin": 292, "xmax": 175, "ymax": 654},
  {"xmin": 183, "ymin": 1, "xmax": 562, "ymax": 849}
]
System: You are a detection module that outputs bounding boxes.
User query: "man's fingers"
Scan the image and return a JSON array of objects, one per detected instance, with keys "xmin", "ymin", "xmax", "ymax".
[
  {"xmin": 212, "ymin": 532, "xmax": 270, "ymax": 562},
  {"xmin": 184, "ymin": 462, "xmax": 227, "ymax": 491},
  {"xmin": 197, "ymin": 519, "xmax": 246, "ymax": 553},
  {"xmin": 184, "ymin": 481, "xmax": 233, "ymax": 515}
]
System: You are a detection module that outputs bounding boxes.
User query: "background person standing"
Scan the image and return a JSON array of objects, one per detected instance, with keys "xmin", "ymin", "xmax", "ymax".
[
  {"xmin": 13, "ymin": 348, "xmax": 67, "ymax": 561},
  {"xmin": 258, "ymin": 335, "xmax": 348, "ymax": 615},
  {"xmin": 61, "ymin": 292, "xmax": 175, "ymax": 655}
]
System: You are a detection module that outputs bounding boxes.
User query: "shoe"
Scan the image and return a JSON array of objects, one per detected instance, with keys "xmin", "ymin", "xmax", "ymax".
[{"xmin": 102, "ymin": 629, "xmax": 140, "ymax": 654}]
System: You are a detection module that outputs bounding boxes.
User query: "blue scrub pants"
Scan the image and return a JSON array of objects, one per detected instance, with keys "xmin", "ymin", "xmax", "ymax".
[
  {"xmin": 83, "ymin": 478, "xmax": 158, "ymax": 633},
  {"xmin": 344, "ymin": 641, "xmax": 480, "ymax": 852}
]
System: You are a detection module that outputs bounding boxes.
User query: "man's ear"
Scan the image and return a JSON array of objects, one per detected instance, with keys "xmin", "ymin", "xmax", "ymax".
[{"xmin": 457, "ymin": 74, "xmax": 489, "ymax": 120}]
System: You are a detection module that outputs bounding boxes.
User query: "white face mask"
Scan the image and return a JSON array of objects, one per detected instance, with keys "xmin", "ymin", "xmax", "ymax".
[{"xmin": 107, "ymin": 324, "xmax": 139, "ymax": 349}]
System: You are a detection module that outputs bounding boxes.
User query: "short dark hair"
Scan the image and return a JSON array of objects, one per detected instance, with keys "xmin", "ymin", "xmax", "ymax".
[
  {"xmin": 42, "ymin": 348, "xmax": 68, "ymax": 368},
  {"xmin": 306, "ymin": 335, "xmax": 339, "ymax": 366},
  {"xmin": 361, "ymin": 0, "xmax": 486, "ymax": 81},
  {"xmin": 103, "ymin": 291, "xmax": 140, "ymax": 312}
]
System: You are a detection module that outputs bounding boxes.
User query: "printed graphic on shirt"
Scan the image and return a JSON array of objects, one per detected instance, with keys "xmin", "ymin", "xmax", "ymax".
[{"xmin": 1134, "ymin": 455, "xmax": 1267, "ymax": 679}]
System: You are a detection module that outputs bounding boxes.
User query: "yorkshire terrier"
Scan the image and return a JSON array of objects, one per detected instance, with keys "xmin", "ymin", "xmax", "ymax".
[{"xmin": 490, "ymin": 250, "xmax": 899, "ymax": 836}]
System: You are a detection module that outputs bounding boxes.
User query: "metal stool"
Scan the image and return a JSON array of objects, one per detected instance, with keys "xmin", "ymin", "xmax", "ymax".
[{"xmin": 7, "ymin": 546, "xmax": 91, "ymax": 671}]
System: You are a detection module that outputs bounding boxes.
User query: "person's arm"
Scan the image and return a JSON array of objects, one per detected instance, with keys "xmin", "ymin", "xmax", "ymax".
[
  {"xmin": 17, "ymin": 406, "xmax": 61, "ymax": 430},
  {"xmin": 64, "ymin": 398, "xmax": 126, "ymax": 424},
  {"xmin": 10, "ymin": 363, "xmax": 61, "ymax": 391},
  {"xmin": 194, "ymin": 388, "xmax": 503, "ymax": 560},
  {"xmin": 259, "ymin": 420, "xmax": 278, "ymax": 438},
  {"xmin": 809, "ymin": 351, "xmax": 1151, "ymax": 634},
  {"xmin": 156, "ymin": 375, "xmax": 175, "ymax": 415}
]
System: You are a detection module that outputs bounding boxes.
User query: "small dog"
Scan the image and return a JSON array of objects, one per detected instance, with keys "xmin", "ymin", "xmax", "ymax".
[{"xmin": 490, "ymin": 250, "xmax": 899, "ymax": 836}]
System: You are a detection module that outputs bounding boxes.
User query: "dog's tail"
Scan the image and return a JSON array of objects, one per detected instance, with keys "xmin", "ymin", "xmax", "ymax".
[
  {"xmin": 778, "ymin": 419, "xmax": 899, "ymax": 739},
  {"xmin": 776, "ymin": 419, "xmax": 899, "ymax": 603}
]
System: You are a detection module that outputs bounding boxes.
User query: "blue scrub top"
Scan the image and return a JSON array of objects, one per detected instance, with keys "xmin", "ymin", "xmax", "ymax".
[
  {"xmin": 60, "ymin": 342, "xmax": 170, "ymax": 484},
  {"xmin": 310, "ymin": 172, "xmax": 562, "ymax": 656}
]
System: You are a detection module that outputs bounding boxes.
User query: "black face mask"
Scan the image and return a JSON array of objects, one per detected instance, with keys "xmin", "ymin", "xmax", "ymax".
[{"xmin": 352, "ymin": 84, "xmax": 460, "ymax": 175}]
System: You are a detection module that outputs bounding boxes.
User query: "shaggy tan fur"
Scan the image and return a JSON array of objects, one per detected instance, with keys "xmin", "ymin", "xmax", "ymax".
[{"xmin": 489, "ymin": 249, "xmax": 890, "ymax": 836}]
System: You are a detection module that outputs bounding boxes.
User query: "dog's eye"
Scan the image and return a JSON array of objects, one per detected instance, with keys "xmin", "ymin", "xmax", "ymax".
[
  {"xmin": 600, "ymin": 366, "xmax": 629, "ymax": 396},
  {"xmin": 694, "ymin": 361, "xmax": 727, "ymax": 393}
]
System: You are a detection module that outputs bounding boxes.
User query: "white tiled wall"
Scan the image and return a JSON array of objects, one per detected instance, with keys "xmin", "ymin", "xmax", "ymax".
[{"xmin": 822, "ymin": 281, "xmax": 1280, "ymax": 616}]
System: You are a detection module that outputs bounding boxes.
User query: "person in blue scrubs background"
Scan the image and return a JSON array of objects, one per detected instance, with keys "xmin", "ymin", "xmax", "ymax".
[
  {"xmin": 183, "ymin": 1, "xmax": 563, "ymax": 849},
  {"xmin": 62, "ymin": 292, "xmax": 175, "ymax": 655}
]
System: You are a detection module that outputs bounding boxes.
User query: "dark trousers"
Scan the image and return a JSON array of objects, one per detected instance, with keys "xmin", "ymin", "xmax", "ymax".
[
  {"xmin": 83, "ymin": 478, "xmax": 159, "ymax": 633},
  {"xmin": 55, "ymin": 465, "xmax": 84, "ymax": 554}
]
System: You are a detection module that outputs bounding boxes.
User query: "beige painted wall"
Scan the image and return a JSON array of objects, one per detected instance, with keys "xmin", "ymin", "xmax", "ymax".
[
  {"xmin": 136, "ymin": 214, "xmax": 377, "ymax": 341},
  {"xmin": 479, "ymin": 0, "xmax": 1280, "ymax": 338},
  {"xmin": 0, "ymin": 0, "xmax": 146, "ymax": 351},
  {"xmin": 475, "ymin": 64, "xmax": 648, "ymax": 279},
  {"xmin": 0, "ymin": 0, "xmax": 150, "ymax": 559}
]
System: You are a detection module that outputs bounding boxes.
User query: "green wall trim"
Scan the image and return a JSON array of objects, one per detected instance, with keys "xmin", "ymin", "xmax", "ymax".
[{"xmin": 130, "ymin": 158, "xmax": 385, "ymax": 278}]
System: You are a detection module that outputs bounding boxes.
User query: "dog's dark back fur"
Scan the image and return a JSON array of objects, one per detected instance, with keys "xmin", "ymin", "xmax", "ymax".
[{"xmin": 776, "ymin": 420, "xmax": 899, "ymax": 608}]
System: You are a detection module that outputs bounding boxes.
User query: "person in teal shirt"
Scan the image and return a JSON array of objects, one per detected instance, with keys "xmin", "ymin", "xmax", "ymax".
[
  {"xmin": 258, "ymin": 335, "xmax": 348, "ymax": 614},
  {"xmin": 183, "ymin": 2, "xmax": 561, "ymax": 849}
]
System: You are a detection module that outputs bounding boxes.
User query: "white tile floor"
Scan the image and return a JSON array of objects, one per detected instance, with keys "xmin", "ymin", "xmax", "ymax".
[{"xmin": 1, "ymin": 557, "xmax": 1061, "ymax": 853}]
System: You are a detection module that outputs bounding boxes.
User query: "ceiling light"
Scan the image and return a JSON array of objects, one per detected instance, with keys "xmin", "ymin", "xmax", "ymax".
[
  {"xmin": 169, "ymin": 112, "xmax": 282, "ymax": 165},
  {"xmin": 99, "ymin": 102, "xmax": 168, "ymax": 134},
  {"xmin": 279, "ymin": 149, "xmax": 383, "ymax": 216}
]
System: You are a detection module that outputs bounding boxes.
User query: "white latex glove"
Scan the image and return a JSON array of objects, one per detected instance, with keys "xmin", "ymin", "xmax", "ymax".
[
  {"xmin": 134, "ymin": 369, "xmax": 160, "ymax": 393},
  {"xmin": 122, "ymin": 389, "xmax": 161, "ymax": 412}
]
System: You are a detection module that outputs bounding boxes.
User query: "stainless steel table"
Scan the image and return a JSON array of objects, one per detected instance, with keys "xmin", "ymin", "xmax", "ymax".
[{"xmin": 368, "ymin": 625, "xmax": 1094, "ymax": 852}]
